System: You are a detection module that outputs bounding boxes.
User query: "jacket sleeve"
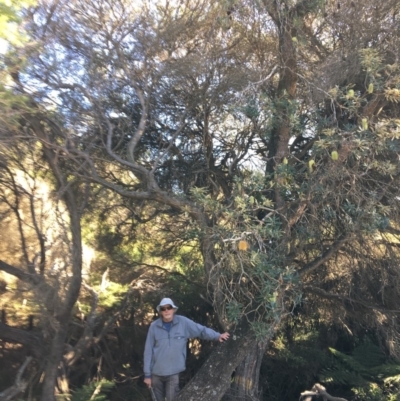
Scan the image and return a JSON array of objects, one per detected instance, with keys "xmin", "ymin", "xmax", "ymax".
[
  {"xmin": 183, "ymin": 316, "xmax": 220, "ymax": 341},
  {"xmin": 143, "ymin": 324, "xmax": 155, "ymax": 377}
]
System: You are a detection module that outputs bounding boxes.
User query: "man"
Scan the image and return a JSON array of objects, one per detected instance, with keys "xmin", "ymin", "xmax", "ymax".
[{"xmin": 143, "ymin": 297, "xmax": 230, "ymax": 401}]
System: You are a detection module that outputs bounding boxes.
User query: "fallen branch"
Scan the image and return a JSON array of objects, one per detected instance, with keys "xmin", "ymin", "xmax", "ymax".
[
  {"xmin": 0, "ymin": 356, "xmax": 32, "ymax": 401},
  {"xmin": 299, "ymin": 383, "xmax": 348, "ymax": 401},
  {"xmin": 0, "ymin": 322, "xmax": 43, "ymax": 357}
]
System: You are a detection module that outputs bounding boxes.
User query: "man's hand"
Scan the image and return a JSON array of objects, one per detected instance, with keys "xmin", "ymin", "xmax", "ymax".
[
  {"xmin": 144, "ymin": 377, "xmax": 152, "ymax": 388},
  {"xmin": 219, "ymin": 332, "xmax": 230, "ymax": 342}
]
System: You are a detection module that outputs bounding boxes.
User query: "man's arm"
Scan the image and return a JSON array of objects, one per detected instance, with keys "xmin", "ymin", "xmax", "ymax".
[
  {"xmin": 143, "ymin": 324, "xmax": 154, "ymax": 386},
  {"xmin": 183, "ymin": 316, "xmax": 229, "ymax": 342}
]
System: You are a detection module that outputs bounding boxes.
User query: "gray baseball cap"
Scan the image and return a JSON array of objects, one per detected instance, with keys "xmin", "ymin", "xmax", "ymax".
[{"xmin": 156, "ymin": 297, "xmax": 178, "ymax": 312}]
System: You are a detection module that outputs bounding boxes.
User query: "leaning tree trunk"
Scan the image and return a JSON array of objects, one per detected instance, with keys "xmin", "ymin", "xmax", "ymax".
[
  {"xmin": 222, "ymin": 340, "xmax": 267, "ymax": 401},
  {"xmin": 174, "ymin": 314, "xmax": 285, "ymax": 401},
  {"xmin": 174, "ymin": 325, "xmax": 256, "ymax": 401}
]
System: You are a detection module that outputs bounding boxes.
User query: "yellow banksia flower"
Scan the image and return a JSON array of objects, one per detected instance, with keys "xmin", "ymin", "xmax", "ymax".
[
  {"xmin": 238, "ymin": 240, "xmax": 250, "ymax": 251},
  {"xmin": 362, "ymin": 118, "xmax": 368, "ymax": 130},
  {"xmin": 331, "ymin": 151, "xmax": 339, "ymax": 161}
]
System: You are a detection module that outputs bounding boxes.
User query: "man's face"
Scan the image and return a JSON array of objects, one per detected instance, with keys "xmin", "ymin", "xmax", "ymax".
[{"xmin": 160, "ymin": 304, "xmax": 175, "ymax": 322}]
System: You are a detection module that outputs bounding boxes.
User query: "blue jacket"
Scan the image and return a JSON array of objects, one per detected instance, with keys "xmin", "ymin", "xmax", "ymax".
[{"xmin": 143, "ymin": 315, "xmax": 221, "ymax": 376}]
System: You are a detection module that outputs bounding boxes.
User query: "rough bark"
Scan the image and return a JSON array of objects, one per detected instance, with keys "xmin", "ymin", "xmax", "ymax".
[
  {"xmin": 222, "ymin": 340, "xmax": 266, "ymax": 401},
  {"xmin": 40, "ymin": 326, "xmax": 69, "ymax": 400},
  {"xmin": 174, "ymin": 326, "xmax": 256, "ymax": 401},
  {"xmin": 168, "ymin": 304, "xmax": 280, "ymax": 401}
]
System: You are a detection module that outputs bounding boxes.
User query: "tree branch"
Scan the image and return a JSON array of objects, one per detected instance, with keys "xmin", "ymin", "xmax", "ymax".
[
  {"xmin": 0, "ymin": 260, "xmax": 41, "ymax": 286},
  {"xmin": 298, "ymin": 234, "xmax": 349, "ymax": 277},
  {"xmin": 64, "ymin": 282, "xmax": 99, "ymax": 367},
  {"xmin": 303, "ymin": 286, "xmax": 400, "ymax": 313},
  {"xmin": 0, "ymin": 356, "xmax": 32, "ymax": 401},
  {"xmin": 135, "ymin": 262, "xmax": 206, "ymax": 288},
  {"xmin": 0, "ymin": 322, "xmax": 42, "ymax": 357}
]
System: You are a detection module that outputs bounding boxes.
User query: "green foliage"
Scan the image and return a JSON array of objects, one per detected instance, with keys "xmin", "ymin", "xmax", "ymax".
[
  {"xmin": 98, "ymin": 282, "xmax": 129, "ymax": 309},
  {"xmin": 319, "ymin": 343, "xmax": 400, "ymax": 399},
  {"xmin": 352, "ymin": 384, "xmax": 398, "ymax": 401},
  {"xmin": 0, "ymin": 86, "xmax": 31, "ymax": 129},
  {"xmin": 190, "ymin": 175, "xmax": 301, "ymax": 326},
  {"xmin": 67, "ymin": 380, "xmax": 114, "ymax": 401},
  {"xmin": 321, "ymin": 348, "xmax": 368, "ymax": 386},
  {"xmin": 0, "ymin": 0, "xmax": 35, "ymax": 45},
  {"xmin": 262, "ymin": 321, "xmax": 331, "ymax": 401},
  {"xmin": 226, "ymin": 300, "xmax": 243, "ymax": 323},
  {"xmin": 0, "ymin": 0, "xmax": 36, "ymax": 131},
  {"xmin": 250, "ymin": 321, "xmax": 275, "ymax": 341}
]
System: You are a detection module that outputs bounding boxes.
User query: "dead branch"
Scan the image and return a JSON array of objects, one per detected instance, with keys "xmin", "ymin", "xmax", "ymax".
[
  {"xmin": 298, "ymin": 234, "xmax": 349, "ymax": 277},
  {"xmin": 300, "ymin": 383, "xmax": 348, "ymax": 401}
]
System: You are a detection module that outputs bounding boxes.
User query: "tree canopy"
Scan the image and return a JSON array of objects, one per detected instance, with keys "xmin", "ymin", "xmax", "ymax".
[{"xmin": 1, "ymin": 0, "xmax": 400, "ymax": 400}]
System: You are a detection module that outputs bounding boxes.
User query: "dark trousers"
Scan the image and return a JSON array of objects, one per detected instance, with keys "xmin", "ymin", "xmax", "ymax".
[{"xmin": 152, "ymin": 373, "xmax": 180, "ymax": 401}]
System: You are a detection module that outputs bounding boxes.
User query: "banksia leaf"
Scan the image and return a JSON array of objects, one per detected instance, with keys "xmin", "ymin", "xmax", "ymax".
[{"xmin": 331, "ymin": 151, "xmax": 339, "ymax": 161}]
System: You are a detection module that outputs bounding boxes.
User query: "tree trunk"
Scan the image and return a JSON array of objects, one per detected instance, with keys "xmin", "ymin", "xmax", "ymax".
[
  {"xmin": 174, "ymin": 326, "xmax": 255, "ymax": 401},
  {"xmin": 40, "ymin": 321, "xmax": 70, "ymax": 401},
  {"xmin": 222, "ymin": 340, "xmax": 266, "ymax": 401},
  {"xmin": 174, "ymin": 314, "xmax": 286, "ymax": 401},
  {"xmin": 31, "ymin": 117, "xmax": 83, "ymax": 401},
  {"xmin": 39, "ymin": 262, "xmax": 82, "ymax": 401}
]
